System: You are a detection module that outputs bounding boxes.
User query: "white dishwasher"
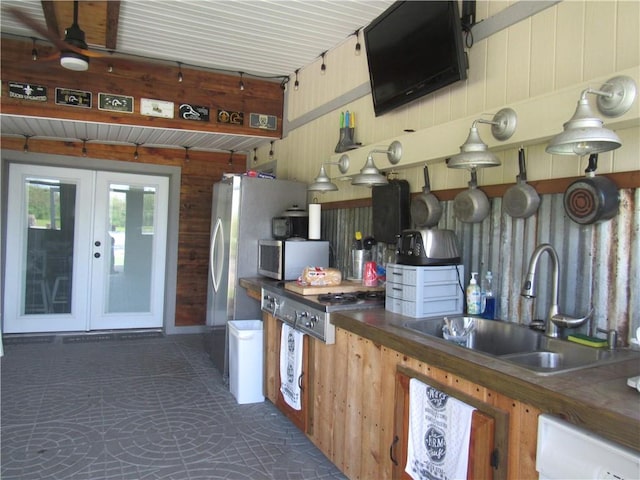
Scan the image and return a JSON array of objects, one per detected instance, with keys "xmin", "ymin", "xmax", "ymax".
[{"xmin": 536, "ymin": 414, "xmax": 640, "ymax": 479}]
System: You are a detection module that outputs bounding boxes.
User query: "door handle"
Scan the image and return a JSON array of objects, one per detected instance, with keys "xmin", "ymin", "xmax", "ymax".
[{"xmin": 210, "ymin": 217, "xmax": 224, "ymax": 293}]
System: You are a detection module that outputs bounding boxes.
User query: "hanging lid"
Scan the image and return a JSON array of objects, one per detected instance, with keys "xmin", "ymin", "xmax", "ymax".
[{"xmin": 281, "ymin": 205, "xmax": 308, "ymax": 217}]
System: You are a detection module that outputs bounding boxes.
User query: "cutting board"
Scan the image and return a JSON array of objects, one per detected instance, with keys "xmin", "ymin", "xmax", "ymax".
[{"xmin": 284, "ymin": 280, "xmax": 384, "ymax": 295}]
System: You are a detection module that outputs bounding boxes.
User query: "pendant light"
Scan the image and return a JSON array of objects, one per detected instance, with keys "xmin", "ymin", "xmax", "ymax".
[
  {"xmin": 352, "ymin": 141, "xmax": 402, "ymax": 187},
  {"xmin": 546, "ymin": 76, "xmax": 637, "ymax": 156},
  {"xmin": 308, "ymin": 155, "xmax": 350, "ymax": 192},
  {"xmin": 447, "ymin": 108, "xmax": 517, "ymax": 169}
]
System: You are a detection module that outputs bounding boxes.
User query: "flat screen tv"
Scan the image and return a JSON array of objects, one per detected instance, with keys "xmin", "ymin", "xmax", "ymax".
[{"xmin": 364, "ymin": 1, "xmax": 468, "ymax": 117}]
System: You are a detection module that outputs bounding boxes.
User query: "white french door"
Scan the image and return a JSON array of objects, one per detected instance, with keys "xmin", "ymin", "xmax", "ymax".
[{"xmin": 3, "ymin": 164, "xmax": 169, "ymax": 333}]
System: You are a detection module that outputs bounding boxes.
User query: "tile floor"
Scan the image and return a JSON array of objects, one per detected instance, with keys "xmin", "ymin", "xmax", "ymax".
[{"xmin": 0, "ymin": 333, "xmax": 347, "ymax": 480}]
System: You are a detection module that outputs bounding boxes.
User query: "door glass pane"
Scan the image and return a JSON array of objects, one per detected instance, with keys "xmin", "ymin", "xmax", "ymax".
[
  {"xmin": 105, "ymin": 184, "xmax": 157, "ymax": 313},
  {"xmin": 24, "ymin": 178, "xmax": 75, "ymax": 314}
]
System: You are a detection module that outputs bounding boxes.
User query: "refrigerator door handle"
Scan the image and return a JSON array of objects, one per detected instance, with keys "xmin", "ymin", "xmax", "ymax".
[{"xmin": 210, "ymin": 217, "xmax": 224, "ymax": 293}]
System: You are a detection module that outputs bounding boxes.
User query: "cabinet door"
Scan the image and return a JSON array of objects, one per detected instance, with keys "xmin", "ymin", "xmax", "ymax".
[
  {"xmin": 392, "ymin": 370, "xmax": 505, "ymax": 480},
  {"xmin": 274, "ymin": 319, "xmax": 311, "ymax": 433}
]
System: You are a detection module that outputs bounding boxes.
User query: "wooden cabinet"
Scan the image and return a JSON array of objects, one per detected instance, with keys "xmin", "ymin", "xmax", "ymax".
[
  {"xmin": 308, "ymin": 329, "xmax": 541, "ymax": 480},
  {"xmin": 392, "ymin": 368, "xmax": 508, "ymax": 480},
  {"xmin": 263, "ymin": 312, "xmax": 311, "ymax": 433}
]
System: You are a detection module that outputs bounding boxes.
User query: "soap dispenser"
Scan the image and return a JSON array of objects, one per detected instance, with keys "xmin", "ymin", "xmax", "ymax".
[{"xmin": 466, "ymin": 272, "xmax": 482, "ymax": 315}]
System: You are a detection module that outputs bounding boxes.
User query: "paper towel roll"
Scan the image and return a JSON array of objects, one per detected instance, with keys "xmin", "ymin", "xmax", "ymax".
[{"xmin": 308, "ymin": 203, "xmax": 321, "ymax": 239}]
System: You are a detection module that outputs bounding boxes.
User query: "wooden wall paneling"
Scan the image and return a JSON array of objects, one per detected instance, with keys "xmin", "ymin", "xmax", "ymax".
[{"xmin": 1, "ymin": 137, "xmax": 242, "ymax": 327}]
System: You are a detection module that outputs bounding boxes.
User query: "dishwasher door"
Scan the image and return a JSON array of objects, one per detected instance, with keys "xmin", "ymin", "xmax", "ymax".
[{"xmin": 536, "ymin": 414, "xmax": 640, "ymax": 479}]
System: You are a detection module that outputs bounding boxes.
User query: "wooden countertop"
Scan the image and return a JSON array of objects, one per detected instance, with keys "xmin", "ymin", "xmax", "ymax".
[{"xmin": 240, "ymin": 277, "xmax": 640, "ymax": 453}]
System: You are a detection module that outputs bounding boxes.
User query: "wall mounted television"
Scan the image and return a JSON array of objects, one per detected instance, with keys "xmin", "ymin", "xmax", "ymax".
[{"xmin": 364, "ymin": 1, "xmax": 468, "ymax": 117}]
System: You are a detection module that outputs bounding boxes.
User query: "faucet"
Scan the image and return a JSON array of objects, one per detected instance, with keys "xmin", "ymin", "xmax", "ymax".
[{"xmin": 521, "ymin": 243, "xmax": 591, "ymax": 338}]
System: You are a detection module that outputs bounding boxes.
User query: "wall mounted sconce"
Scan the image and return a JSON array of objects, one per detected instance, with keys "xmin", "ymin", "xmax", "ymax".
[
  {"xmin": 352, "ymin": 141, "xmax": 402, "ymax": 187},
  {"xmin": 308, "ymin": 155, "xmax": 350, "ymax": 192},
  {"xmin": 546, "ymin": 75, "xmax": 637, "ymax": 156},
  {"xmin": 447, "ymin": 108, "xmax": 517, "ymax": 169}
]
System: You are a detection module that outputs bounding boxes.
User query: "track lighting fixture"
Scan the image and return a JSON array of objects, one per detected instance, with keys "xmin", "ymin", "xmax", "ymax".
[
  {"xmin": 320, "ymin": 52, "xmax": 327, "ymax": 75},
  {"xmin": 81, "ymin": 139, "xmax": 88, "ymax": 157},
  {"xmin": 133, "ymin": 143, "xmax": 141, "ymax": 161},
  {"xmin": 269, "ymin": 141, "xmax": 275, "ymax": 159},
  {"xmin": 354, "ymin": 30, "xmax": 361, "ymax": 56},
  {"xmin": 308, "ymin": 155, "xmax": 350, "ymax": 192},
  {"xmin": 352, "ymin": 141, "xmax": 403, "ymax": 187},
  {"xmin": 23, "ymin": 135, "xmax": 31, "ymax": 153},
  {"xmin": 177, "ymin": 62, "xmax": 183, "ymax": 82},
  {"xmin": 31, "ymin": 37, "xmax": 38, "ymax": 60},
  {"xmin": 546, "ymin": 75, "xmax": 637, "ymax": 156},
  {"xmin": 447, "ymin": 108, "xmax": 517, "ymax": 169},
  {"xmin": 183, "ymin": 146, "xmax": 191, "ymax": 161},
  {"xmin": 253, "ymin": 148, "xmax": 258, "ymax": 163},
  {"xmin": 228, "ymin": 150, "xmax": 234, "ymax": 165},
  {"xmin": 294, "ymin": 69, "xmax": 300, "ymax": 91},
  {"xmin": 239, "ymin": 72, "xmax": 245, "ymax": 91}
]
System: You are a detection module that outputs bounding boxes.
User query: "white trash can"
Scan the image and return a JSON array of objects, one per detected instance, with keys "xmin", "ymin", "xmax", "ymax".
[{"xmin": 228, "ymin": 320, "xmax": 264, "ymax": 404}]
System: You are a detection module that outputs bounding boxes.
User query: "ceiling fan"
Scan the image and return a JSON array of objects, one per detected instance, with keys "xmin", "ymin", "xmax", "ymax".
[{"xmin": 8, "ymin": 0, "xmax": 105, "ymax": 71}]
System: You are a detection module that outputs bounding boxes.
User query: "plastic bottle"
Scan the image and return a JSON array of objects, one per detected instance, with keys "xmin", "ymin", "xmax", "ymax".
[
  {"xmin": 481, "ymin": 271, "xmax": 496, "ymax": 320},
  {"xmin": 466, "ymin": 272, "xmax": 482, "ymax": 315}
]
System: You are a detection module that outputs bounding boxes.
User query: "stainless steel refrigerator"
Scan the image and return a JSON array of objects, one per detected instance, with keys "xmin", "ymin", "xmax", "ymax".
[{"xmin": 205, "ymin": 174, "xmax": 307, "ymax": 379}]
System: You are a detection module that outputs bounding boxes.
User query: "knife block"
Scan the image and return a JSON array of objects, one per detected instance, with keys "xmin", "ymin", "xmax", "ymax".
[{"xmin": 335, "ymin": 127, "xmax": 359, "ymax": 153}]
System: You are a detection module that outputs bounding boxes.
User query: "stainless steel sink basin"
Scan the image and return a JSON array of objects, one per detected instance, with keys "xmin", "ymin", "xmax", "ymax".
[{"xmin": 400, "ymin": 316, "xmax": 640, "ymax": 375}]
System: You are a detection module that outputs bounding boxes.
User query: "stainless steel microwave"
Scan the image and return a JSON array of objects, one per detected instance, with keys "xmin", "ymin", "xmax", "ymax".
[{"xmin": 258, "ymin": 239, "xmax": 330, "ymax": 280}]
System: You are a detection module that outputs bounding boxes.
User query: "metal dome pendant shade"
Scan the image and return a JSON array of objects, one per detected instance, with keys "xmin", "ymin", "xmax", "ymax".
[
  {"xmin": 351, "ymin": 141, "xmax": 402, "ymax": 187},
  {"xmin": 447, "ymin": 108, "xmax": 517, "ymax": 169},
  {"xmin": 546, "ymin": 75, "xmax": 637, "ymax": 156},
  {"xmin": 308, "ymin": 154, "xmax": 350, "ymax": 192}
]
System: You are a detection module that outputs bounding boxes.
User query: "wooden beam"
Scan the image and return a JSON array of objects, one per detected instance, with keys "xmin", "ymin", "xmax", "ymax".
[
  {"xmin": 40, "ymin": 1, "xmax": 60, "ymax": 38},
  {"xmin": 105, "ymin": 1, "xmax": 120, "ymax": 50}
]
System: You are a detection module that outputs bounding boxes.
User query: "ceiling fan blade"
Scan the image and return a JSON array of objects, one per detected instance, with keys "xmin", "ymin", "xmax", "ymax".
[
  {"xmin": 8, "ymin": 6, "xmax": 109, "ymax": 62},
  {"xmin": 7, "ymin": 7, "xmax": 66, "ymax": 52}
]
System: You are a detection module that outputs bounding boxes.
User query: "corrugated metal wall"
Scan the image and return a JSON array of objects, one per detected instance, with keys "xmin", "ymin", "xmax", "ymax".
[{"xmin": 321, "ymin": 188, "xmax": 639, "ymax": 345}]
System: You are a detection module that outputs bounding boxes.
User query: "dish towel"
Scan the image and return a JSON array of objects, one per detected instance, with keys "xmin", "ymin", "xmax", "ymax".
[
  {"xmin": 405, "ymin": 378, "xmax": 476, "ymax": 480},
  {"xmin": 280, "ymin": 324, "xmax": 304, "ymax": 410}
]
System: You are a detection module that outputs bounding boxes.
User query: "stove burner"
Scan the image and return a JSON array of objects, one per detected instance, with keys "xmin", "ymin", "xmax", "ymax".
[
  {"xmin": 356, "ymin": 290, "xmax": 385, "ymax": 301},
  {"xmin": 317, "ymin": 293, "xmax": 358, "ymax": 304}
]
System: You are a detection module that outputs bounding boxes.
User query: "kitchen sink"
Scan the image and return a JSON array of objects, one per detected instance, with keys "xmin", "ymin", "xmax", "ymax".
[{"xmin": 400, "ymin": 316, "xmax": 640, "ymax": 375}]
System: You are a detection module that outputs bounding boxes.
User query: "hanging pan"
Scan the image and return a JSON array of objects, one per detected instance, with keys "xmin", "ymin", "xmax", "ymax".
[
  {"xmin": 454, "ymin": 169, "xmax": 490, "ymax": 223},
  {"xmin": 503, "ymin": 147, "xmax": 540, "ymax": 218},
  {"xmin": 410, "ymin": 165, "xmax": 442, "ymax": 228},
  {"xmin": 564, "ymin": 153, "xmax": 619, "ymax": 224}
]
